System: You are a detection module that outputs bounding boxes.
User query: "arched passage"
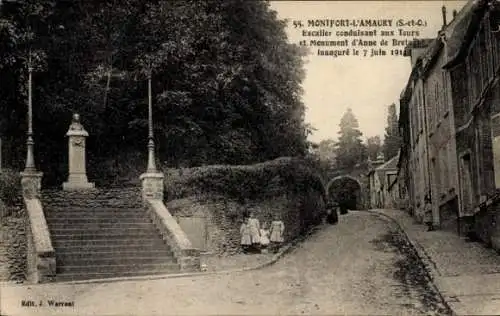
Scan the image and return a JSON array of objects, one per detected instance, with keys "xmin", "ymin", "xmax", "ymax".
[{"xmin": 326, "ymin": 175, "xmax": 362, "ymax": 210}]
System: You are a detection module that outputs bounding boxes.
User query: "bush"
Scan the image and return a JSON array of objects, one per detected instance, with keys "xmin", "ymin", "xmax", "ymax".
[
  {"xmin": 163, "ymin": 156, "xmax": 327, "ymax": 202},
  {"xmin": 0, "ymin": 169, "xmax": 21, "ymax": 206}
]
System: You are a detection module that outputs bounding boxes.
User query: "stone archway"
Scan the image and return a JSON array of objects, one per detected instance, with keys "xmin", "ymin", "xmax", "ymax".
[{"xmin": 326, "ymin": 175, "xmax": 363, "ymax": 210}]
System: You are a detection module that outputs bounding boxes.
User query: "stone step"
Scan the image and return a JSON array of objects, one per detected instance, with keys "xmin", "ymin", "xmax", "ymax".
[
  {"xmin": 44, "ymin": 212, "xmax": 150, "ymax": 220},
  {"xmin": 44, "ymin": 207, "xmax": 145, "ymax": 213},
  {"xmin": 56, "ymin": 249, "xmax": 173, "ymax": 257},
  {"xmin": 43, "ymin": 188, "xmax": 141, "ymax": 197},
  {"xmin": 46, "ymin": 217, "xmax": 153, "ymax": 225},
  {"xmin": 55, "ymin": 268, "xmax": 180, "ymax": 282},
  {"xmin": 50, "ymin": 226, "xmax": 156, "ymax": 233},
  {"xmin": 44, "ymin": 203, "xmax": 144, "ymax": 209},
  {"xmin": 48, "ymin": 222, "xmax": 155, "ymax": 230},
  {"xmin": 51, "ymin": 231, "xmax": 159, "ymax": 240},
  {"xmin": 56, "ymin": 255, "xmax": 176, "ymax": 266},
  {"xmin": 56, "ymin": 262, "xmax": 179, "ymax": 274},
  {"xmin": 53, "ymin": 238, "xmax": 167, "ymax": 248}
]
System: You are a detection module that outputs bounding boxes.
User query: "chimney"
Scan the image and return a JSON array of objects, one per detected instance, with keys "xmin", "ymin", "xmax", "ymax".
[
  {"xmin": 453, "ymin": 10, "xmax": 457, "ymax": 18},
  {"xmin": 442, "ymin": 6, "xmax": 447, "ymax": 27}
]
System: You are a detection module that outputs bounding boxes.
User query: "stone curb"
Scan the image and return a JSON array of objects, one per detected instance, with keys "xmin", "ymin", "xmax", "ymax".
[
  {"xmin": 2, "ymin": 224, "xmax": 325, "ymax": 287},
  {"xmin": 366, "ymin": 210, "xmax": 457, "ymax": 316}
]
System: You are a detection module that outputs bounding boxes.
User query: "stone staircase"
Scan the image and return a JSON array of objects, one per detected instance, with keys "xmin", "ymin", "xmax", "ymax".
[{"xmin": 41, "ymin": 187, "xmax": 180, "ymax": 282}]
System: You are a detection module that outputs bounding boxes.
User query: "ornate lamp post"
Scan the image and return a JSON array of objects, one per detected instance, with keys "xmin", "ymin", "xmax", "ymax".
[
  {"xmin": 24, "ymin": 53, "xmax": 36, "ymax": 173},
  {"xmin": 140, "ymin": 65, "xmax": 164, "ymax": 201},
  {"xmin": 146, "ymin": 69, "xmax": 157, "ymax": 173},
  {"xmin": 20, "ymin": 50, "xmax": 43, "ymax": 199}
]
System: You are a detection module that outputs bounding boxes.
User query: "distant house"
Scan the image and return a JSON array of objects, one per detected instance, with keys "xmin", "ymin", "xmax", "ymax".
[{"xmin": 367, "ymin": 154, "xmax": 399, "ymax": 209}]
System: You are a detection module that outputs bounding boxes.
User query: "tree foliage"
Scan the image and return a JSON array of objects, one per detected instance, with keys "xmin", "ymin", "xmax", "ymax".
[
  {"xmin": 366, "ymin": 135, "xmax": 382, "ymax": 161},
  {"xmin": 334, "ymin": 108, "xmax": 367, "ymax": 170},
  {"xmin": 383, "ymin": 103, "xmax": 401, "ymax": 161},
  {"xmin": 0, "ymin": 0, "xmax": 310, "ymax": 185}
]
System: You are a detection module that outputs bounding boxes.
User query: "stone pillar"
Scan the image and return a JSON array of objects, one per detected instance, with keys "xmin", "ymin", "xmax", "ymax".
[
  {"xmin": 20, "ymin": 171, "xmax": 43, "ymax": 199},
  {"xmin": 63, "ymin": 114, "xmax": 95, "ymax": 191},
  {"xmin": 140, "ymin": 172, "xmax": 164, "ymax": 201}
]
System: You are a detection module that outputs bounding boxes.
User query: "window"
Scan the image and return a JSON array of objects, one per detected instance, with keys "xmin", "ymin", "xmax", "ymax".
[
  {"xmin": 461, "ymin": 154, "xmax": 473, "ymax": 215},
  {"xmin": 442, "ymin": 71, "xmax": 448, "ymax": 114},
  {"xmin": 432, "ymin": 157, "xmax": 440, "ymax": 198},
  {"xmin": 492, "ymin": 10, "xmax": 500, "ymax": 70},
  {"xmin": 480, "ymin": 25, "xmax": 488, "ymax": 89},
  {"xmin": 441, "ymin": 147, "xmax": 448, "ymax": 193}
]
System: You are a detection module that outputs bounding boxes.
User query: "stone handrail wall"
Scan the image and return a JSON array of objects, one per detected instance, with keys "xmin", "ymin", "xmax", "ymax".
[
  {"xmin": 144, "ymin": 199, "xmax": 200, "ymax": 271},
  {"xmin": 24, "ymin": 198, "xmax": 56, "ymax": 283}
]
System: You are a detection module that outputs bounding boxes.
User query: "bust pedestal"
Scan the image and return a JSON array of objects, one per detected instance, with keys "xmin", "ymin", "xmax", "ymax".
[{"xmin": 63, "ymin": 114, "xmax": 95, "ymax": 191}]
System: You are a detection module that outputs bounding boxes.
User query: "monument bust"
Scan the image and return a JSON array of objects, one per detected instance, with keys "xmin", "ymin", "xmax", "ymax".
[
  {"xmin": 69, "ymin": 113, "xmax": 84, "ymax": 132},
  {"xmin": 63, "ymin": 113, "xmax": 94, "ymax": 191}
]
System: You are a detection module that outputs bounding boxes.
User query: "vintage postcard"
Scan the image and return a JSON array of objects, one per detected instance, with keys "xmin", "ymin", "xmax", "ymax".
[{"xmin": 1, "ymin": 0, "xmax": 500, "ymax": 315}]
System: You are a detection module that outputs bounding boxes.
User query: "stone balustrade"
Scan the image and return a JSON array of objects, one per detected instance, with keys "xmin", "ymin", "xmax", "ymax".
[
  {"xmin": 21, "ymin": 172, "xmax": 56, "ymax": 283},
  {"xmin": 143, "ymin": 199, "xmax": 201, "ymax": 272}
]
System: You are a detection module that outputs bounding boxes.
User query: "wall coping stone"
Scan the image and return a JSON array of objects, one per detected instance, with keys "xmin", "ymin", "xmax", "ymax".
[
  {"xmin": 24, "ymin": 197, "xmax": 56, "ymax": 283},
  {"xmin": 24, "ymin": 198, "xmax": 55, "ymax": 257},
  {"xmin": 148, "ymin": 200, "xmax": 193, "ymax": 248}
]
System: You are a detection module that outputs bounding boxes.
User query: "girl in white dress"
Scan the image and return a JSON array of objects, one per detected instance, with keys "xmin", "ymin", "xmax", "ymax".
[
  {"xmin": 247, "ymin": 212, "xmax": 261, "ymax": 251},
  {"xmin": 259, "ymin": 223, "xmax": 270, "ymax": 253},
  {"xmin": 240, "ymin": 218, "xmax": 251, "ymax": 253},
  {"xmin": 269, "ymin": 215, "xmax": 285, "ymax": 252}
]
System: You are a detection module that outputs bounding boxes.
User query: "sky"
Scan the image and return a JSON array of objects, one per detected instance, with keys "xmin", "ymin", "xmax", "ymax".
[{"xmin": 269, "ymin": 0, "xmax": 467, "ymax": 144}]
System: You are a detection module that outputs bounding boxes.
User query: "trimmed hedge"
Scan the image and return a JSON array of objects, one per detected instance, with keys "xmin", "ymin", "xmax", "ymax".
[
  {"xmin": 163, "ymin": 157, "xmax": 328, "ymax": 252},
  {"xmin": 163, "ymin": 156, "xmax": 327, "ymax": 202}
]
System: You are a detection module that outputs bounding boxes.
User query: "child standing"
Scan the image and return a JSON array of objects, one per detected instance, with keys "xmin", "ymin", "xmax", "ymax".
[
  {"xmin": 269, "ymin": 215, "xmax": 285, "ymax": 253},
  {"xmin": 240, "ymin": 217, "xmax": 251, "ymax": 253},
  {"xmin": 423, "ymin": 193, "xmax": 434, "ymax": 231},
  {"xmin": 247, "ymin": 212, "xmax": 261, "ymax": 252},
  {"xmin": 259, "ymin": 223, "xmax": 270, "ymax": 253}
]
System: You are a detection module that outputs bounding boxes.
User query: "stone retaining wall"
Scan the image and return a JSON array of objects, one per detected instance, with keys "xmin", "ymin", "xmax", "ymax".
[
  {"xmin": 0, "ymin": 204, "xmax": 27, "ymax": 282},
  {"xmin": 167, "ymin": 190, "xmax": 325, "ymax": 255}
]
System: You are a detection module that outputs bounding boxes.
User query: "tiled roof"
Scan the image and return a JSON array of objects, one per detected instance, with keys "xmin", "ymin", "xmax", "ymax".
[
  {"xmin": 444, "ymin": 0, "xmax": 477, "ymax": 61},
  {"xmin": 443, "ymin": 0, "xmax": 489, "ymax": 68}
]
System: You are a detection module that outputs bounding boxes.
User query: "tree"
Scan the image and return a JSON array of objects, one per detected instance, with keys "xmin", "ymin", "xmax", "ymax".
[
  {"xmin": 316, "ymin": 139, "xmax": 336, "ymax": 162},
  {"xmin": 366, "ymin": 136, "xmax": 382, "ymax": 161},
  {"xmin": 335, "ymin": 108, "xmax": 367, "ymax": 170},
  {"xmin": 383, "ymin": 103, "xmax": 401, "ymax": 160},
  {"xmin": 0, "ymin": 0, "xmax": 310, "ymax": 184}
]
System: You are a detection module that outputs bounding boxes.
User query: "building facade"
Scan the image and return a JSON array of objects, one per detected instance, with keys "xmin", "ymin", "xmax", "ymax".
[
  {"xmin": 399, "ymin": 0, "xmax": 500, "ymax": 248},
  {"xmin": 443, "ymin": 0, "xmax": 500, "ymax": 244},
  {"xmin": 421, "ymin": 30, "xmax": 461, "ymax": 233},
  {"xmin": 367, "ymin": 155, "xmax": 399, "ymax": 209},
  {"xmin": 400, "ymin": 39, "xmax": 434, "ymax": 222}
]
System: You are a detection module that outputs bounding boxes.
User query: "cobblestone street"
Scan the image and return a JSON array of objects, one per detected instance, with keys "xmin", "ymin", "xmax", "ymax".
[{"xmin": 1, "ymin": 211, "xmax": 450, "ymax": 316}]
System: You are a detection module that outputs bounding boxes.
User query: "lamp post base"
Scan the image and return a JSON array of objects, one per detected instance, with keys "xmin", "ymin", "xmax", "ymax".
[
  {"xmin": 140, "ymin": 172, "xmax": 164, "ymax": 201},
  {"xmin": 20, "ymin": 171, "xmax": 43, "ymax": 199}
]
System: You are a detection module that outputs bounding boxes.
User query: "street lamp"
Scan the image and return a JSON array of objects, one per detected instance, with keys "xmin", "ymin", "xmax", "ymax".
[
  {"xmin": 20, "ymin": 48, "xmax": 43, "ymax": 199},
  {"xmin": 139, "ymin": 65, "xmax": 163, "ymax": 202},
  {"xmin": 24, "ymin": 51, "xmax": 37, "ymax": 173},
  {"xmin": 146, "ymin": 69, "xmax": 157, "ymax": 173}
]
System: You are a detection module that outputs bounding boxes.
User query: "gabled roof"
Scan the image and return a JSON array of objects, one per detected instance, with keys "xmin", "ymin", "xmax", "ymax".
[
  {"xmin": 375, "ymin": 154, "xmax": 399, "ymax": 171},
  {"xmin": 443, "ymin": 0, "xmax": 477, "ymax": 60}
]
